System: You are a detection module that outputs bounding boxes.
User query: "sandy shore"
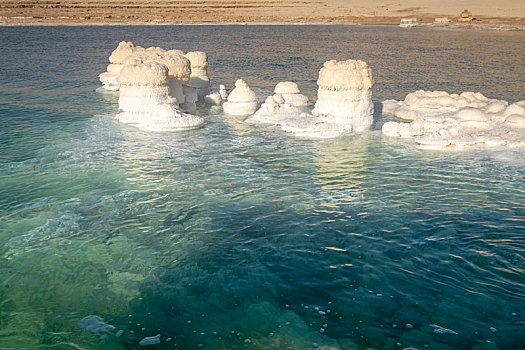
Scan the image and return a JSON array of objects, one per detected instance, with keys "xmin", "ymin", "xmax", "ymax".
[{"xmin": 1, "ymin": 0, "xmax": 524, "ymax": 26}]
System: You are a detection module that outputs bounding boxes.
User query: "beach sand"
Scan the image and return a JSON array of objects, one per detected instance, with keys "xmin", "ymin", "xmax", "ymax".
[{"xmin": 0, "ymin": 0, "xmax": 524, "ymax": 26}]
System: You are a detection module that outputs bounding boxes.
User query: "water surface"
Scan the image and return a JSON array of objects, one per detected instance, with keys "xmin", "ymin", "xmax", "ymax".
[{"xmin": 0, "ymin": 25, "xmax": 524, "ymax": 349}]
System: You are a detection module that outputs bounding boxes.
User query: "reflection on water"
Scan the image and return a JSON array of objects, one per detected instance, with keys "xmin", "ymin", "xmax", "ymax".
[{"xmin": 0, "ymin": 25, "xmax": 524, "ymax": 349}]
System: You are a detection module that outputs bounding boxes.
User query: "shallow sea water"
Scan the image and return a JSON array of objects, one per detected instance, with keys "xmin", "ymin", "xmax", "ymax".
[{"xmin": 0, "ymin": 25, "xmax": 524, "ymax": 349}]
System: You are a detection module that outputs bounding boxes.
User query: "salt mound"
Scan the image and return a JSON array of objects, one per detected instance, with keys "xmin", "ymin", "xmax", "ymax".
[
  {"xmin": 185, "ymin": 51, "xmax": 210, "ymax": 100},
  {"xmin": 274, "ymin": 82, "xmax": 309, "ymax": 107},
  {"xmin": 223, "ymin": 79, "xmax": 258, "ymax": 116},
  {"xmin": 116, "ymin": 62, "xmax": 203, "ymax": 131},
  {"xmin": 99, "ymin": 41, "xmax": 145, "ymax": 91},
  {"xmin": 246, "ymin": 93, "xmax": 302, "ymax": 125},
  {"xmin": 382, "ymin": 91, "xmax": 525, "ymax": 150}
]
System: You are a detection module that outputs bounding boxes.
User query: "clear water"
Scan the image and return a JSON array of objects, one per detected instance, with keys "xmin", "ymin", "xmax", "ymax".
[{"xmin": 0, "ymin": 25, "xmax": 524, "ymax": 349}]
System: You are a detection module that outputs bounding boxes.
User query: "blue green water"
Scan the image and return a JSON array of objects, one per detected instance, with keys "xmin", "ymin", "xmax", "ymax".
[{"xmin": 0, "ymin": 25, "xmax": 524, "ymax": 349}]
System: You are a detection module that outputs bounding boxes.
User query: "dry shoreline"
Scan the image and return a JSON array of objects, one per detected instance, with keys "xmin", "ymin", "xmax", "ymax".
[{"xmin": 1, "ymin": 19, "xmax": 525, "ymax": 32}]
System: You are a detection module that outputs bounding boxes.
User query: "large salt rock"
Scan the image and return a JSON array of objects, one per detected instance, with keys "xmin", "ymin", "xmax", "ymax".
[
  {"xmin": 223, "ymin": 79, "xmax": 258, "ymax": 116},
  {"xmin": 381, "ymin": 90, "xmax": 525, "ymax": 151},
  {"xmin": 274, "ymin": 82, "xmax": 309, "ymax": 107},
  {"xmin": 312, "ymin": 59, "xmax": 374, "ymax": 131},
  {"xmin": 116, "ymin": 62, "xmax": 203, "ymax": 131},
  {"xmin": 185, "ymin": 51, "xmax": 210, "ymax": 99},
  {"xmin": 99, "ymin": 41, "xmax": 145, "ymax": 91}
]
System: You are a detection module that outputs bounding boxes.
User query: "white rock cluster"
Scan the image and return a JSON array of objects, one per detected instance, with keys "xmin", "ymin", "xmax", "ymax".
[
  {"xmin": 382, "ymin": 90, "xmax": 525, "ymax": 150},
  {"xmin": 223, "ymin": 79, "xmax": 258, "ymax": 116},
  {"xmin": 248, "ymin": 60, "xmax": 374, "ymax": 138},
  {"xmin": 98, "ymin": 41, "xmax": 207, "ymax": 131}
]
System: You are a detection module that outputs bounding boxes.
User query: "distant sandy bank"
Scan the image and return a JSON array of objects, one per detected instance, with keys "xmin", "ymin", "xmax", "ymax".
[{"xmin": 1, "ymin": 0, "xmax": 524, "ymax": 28}]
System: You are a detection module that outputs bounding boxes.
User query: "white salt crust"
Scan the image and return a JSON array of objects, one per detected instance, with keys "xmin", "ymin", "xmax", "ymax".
[{"xmin": 382, "ymin": 90, "xmax": 525, "ymax": 150}]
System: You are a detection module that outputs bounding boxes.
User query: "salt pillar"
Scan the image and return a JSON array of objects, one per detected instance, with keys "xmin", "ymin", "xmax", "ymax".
[{"xmin": 312, "ymin": 59, "xmax": 374, "ymax": 131}]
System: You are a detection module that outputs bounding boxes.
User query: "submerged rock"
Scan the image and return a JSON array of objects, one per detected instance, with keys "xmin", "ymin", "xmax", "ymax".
[
  {"xmin": 78, "ymin": 315, "xmax": 115, "ymax": 333},
  {"xmin": 139, "ymin": 334, "xmax": 161, "ymax": 346}
]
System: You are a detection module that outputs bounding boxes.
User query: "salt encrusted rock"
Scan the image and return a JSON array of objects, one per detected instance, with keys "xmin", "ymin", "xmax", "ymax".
[
  {"xmin": 273, "ymin": 82, "xmax": 309, "ymax": 107},
  {"xmin": 99, "ymin": 41, "xmax": 145, "ymax": 91},
  {"xmin": 185, "ymin": 51, "xmax": 210, "ymax": 99},
  {"xmin": 312, "ymin": 59, "xmax": 374, "ymax": 131},
  {"xmin": 382, "ymin": 90, "xmax": 525, "ymax": 150},
  {"xmin": 116, "ymin": 62, "xmax": 203, "ymax": 131},
  {"xmin": 223, "ymin": 79, "xmax": 258, "ymax": 116}
]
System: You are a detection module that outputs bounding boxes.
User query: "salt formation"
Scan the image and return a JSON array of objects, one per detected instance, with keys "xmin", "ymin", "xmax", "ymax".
[
  {"xmin": 99, "ymin": 41, "xmax": 145, "ymax": 91},
  {"xmin": 382, "ymin": 90, "xmax": 525, "ymax": 150},
  {"xmin": 273, "ymin": 82, "xmax": 309, "ymax": 107},
  {"xmin": 185, "ymin": 51, "xmax": 210, "ymax": 100},
  {"xmin": 399, "ymin": 18, "xmax": 418, "ymax": 27},
  {"xmin": 434, "ymin": 17, "xmax": 452, "ymax": 24},
  {"xmin": 222, "ymin": 79, "xmax": 258, "ymax": 116},
  {"xmin": 204, "ymin": 84, "xmax": 228, "ymax": 105},
  {"xmin": 311, "ymin": 59, "xmax": 374, "ymax": 131},
  {"xmin": 121, "ymin": 50, "xmax": 192, "ymax": 108},
  {"xmin": 116, "ymin": 62, "xmax": 203, "ymax": 131}
]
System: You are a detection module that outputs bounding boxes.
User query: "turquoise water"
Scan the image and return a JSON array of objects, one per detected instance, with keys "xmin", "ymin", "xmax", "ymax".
[{"xmin": 0, "ymin": 25, "xmax": 524, "ymax": 349}]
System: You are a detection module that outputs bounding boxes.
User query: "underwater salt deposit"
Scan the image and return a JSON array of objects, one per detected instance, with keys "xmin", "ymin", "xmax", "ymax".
[{"xmin": 1, "ymin": 25, "xmax": 524, "ymax": 349}]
